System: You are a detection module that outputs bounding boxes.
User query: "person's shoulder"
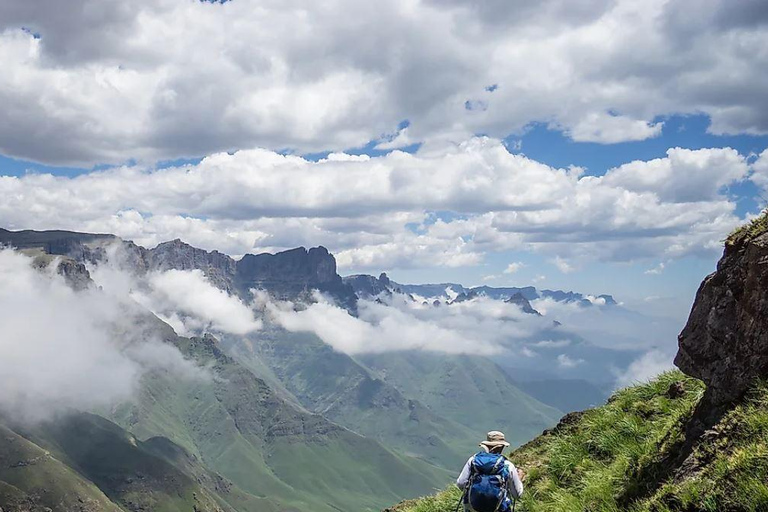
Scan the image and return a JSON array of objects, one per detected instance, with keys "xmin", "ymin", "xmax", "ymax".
[{"xmin": 504, "ymin": 459, "xmax": 516, "ymax": 470}]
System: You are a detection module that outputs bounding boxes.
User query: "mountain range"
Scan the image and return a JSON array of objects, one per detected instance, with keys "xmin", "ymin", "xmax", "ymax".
[{"xmin": 0, "ymin": 228, "xmax": 619, "ymax": 512}]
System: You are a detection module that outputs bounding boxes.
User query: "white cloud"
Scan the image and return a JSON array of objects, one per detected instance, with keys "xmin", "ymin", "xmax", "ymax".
[
  {"xmin": 0, "ymin": 1, "xmax": 766, "ymax": 165},
  {"xmin": 0, "ymin": 249, "xmax": 206, "ymax": 424},
  {"xmin": 615, "ymin": 350, "xmax": 674, "ymax": 387},
  {"xmin": 504, "ymin": 262, "xmax": 525, "ymax": 274},
  {"xmin": 565, "ymin": 112, "xmax": 663, "ymax": 144},
  {"xmin": 138, "ymin": 270, "xmax": 262, "ymax": 336},
  {"xmin": 552, "ymin": 256, "xmax": 575, "ymax": 274},
  {"xmin": 260, "ymin": 291, "xmax": 549, "ymax": 355},
  {"xmin": 645, "ymin": 262, "xmax": 666, "ymax": 275},
  {"xmin": 750, "ymin": 149, "xmax": 768, "ymax": 190},
  {"xmin": 557, "ymin": 354, "xmax": 585, "ymax": 368},
  {"xmin": 89, "ymin": 257, "xmax": 262, "ymax": 337},
  {"xmin": 0, "ymin": 139, "xmax": 751, "ymax": 271}
]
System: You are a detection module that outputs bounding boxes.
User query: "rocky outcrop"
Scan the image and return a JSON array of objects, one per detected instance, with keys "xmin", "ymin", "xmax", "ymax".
[
  {"xmin": 505, "ymin": 292, "xmax": 541, "ymax": 315},
  {"xmin": 343, "ymin": 272, "xmax": 399, "ymax": 298},
  {"xmin": 2, "ymin": 228, "xmax": 357, "ymax": 309},
  {"xmin": 148, "ymin": 239, "xmax": 237, "ymax": 292},
  {"xmin": 236, "ymin": 246, "xmax": 357, "ymax": 309},
  {"xmin": 676, "ymin": 232, "xmax": 768, "ymax": 405},
  {"xmin": 540, "ymin": 289, "xmax": 617, "ymax": 306}
]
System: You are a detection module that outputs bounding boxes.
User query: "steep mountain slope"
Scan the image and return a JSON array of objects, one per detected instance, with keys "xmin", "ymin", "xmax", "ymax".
[
  {"xmin": 389, "ymin": 214, "xmax": 768, "ymax": 512},
  {"xmin": 0, "ymin": 413, "xmax": 227, "ymax": 512},
  {"xmin": 107, "ymin": 325, "xmax": 451, "ymax": 512},
  {"xmin": 224, "ymin": 327, "xmax": 477, "ymax": 469},
  {"xmin": 358, "ymin": 352, "xmax": 562, "ymax": 449}
]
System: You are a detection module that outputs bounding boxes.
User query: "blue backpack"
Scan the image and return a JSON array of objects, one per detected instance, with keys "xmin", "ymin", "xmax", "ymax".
[{"xmin": 465, "ymin": 452, "xmax": 511, "ymax": 512}]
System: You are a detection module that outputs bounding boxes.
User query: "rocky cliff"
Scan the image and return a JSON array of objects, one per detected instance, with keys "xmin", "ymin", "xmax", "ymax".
[
  {"xmin": 676, "ymin": 229, "xmax": 768, "ymax": 406},
  {"xmin": 0, "ymin": 228, "xmax": 356, "ymax": 308}
]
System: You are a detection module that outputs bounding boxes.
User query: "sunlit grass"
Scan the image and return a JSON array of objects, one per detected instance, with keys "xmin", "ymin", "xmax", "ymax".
[{"xmin": 393, "ymin": 371, "xmax": 768, "ymax": 511}]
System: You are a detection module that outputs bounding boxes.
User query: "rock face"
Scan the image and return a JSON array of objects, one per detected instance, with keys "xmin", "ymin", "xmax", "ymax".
[
  {"xmin": 675, "ymin": 233, "xmax": 768, "ymax": 405},
  {"xmin": 343, "ymin": 272, "xmax": 399, "ymax": 298},
  {"xmin": 149, "ymin": 239, "xmax": 237, "ymax": 291},
  {"xmin": 236, "ymin": 246, "xmax": 357, "ymax": 309},
  {"xmin": 505, "ymin": 292, "xmax": 541, "ymax": 315},
  {"xmin": 0, "ymin": 228, "xmax": 356, "ymax": 309}
]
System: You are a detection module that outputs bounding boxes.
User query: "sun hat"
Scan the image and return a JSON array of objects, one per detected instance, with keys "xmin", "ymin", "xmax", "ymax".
[{"xmin": 479, "ymin": 430, "xmax": 510, "ymax": 449}]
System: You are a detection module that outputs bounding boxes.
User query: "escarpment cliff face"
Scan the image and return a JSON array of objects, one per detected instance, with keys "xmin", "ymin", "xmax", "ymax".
[
  {"xmin": 675, "ymin": 231, "xmax": 768, "ymax": 406},
  {"xmin": 0, "ymin": 229, "xmax": 356, "ymax": 308}
]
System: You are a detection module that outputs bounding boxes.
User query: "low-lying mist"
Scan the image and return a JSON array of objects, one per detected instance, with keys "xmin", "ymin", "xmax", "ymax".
[{"xmin": 0, "ymin": 249, "xmax": 208, "ymax": 424}]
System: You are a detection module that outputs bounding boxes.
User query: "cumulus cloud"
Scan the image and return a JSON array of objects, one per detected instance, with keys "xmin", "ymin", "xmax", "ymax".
[
  {"xmin": 615, "ymin": 350, "xmax": 675, "ymax": 387},
  {"xmin": 0, "ymin": 249, "xmax": 206, "ymax": 424},
  {"xmin": 0, "ymin": 139, "xmax": 752, "ymax": 271},
  {"xmin": 0, "ymin": 0, "xmax": 766, "ymax": 165},
  {"xmin": 504, "ymin": 262, "xmax": 524, "ymax": 274}
]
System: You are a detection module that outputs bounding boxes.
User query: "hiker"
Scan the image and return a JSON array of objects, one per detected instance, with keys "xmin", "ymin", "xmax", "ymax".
[{"xmin": 456, "ymin": 431, "xmax": 524, "ymax": 512}]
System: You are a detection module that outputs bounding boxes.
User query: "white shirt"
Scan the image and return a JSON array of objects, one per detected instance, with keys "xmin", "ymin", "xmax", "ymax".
[{"xmin": 456, "ymin": 455, "xmax": 524, "ymax": 500}]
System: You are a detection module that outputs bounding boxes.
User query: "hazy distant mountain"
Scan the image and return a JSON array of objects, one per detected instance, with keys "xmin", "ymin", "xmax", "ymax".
[
  {"xmin": 343, "ymin": 271, "xmax": 616, "ymax": 308},
  {"xmin": 357, "ymin": 352, "xmax": 563, "ymax": 449},
  {"xmin": 223, "ymin": 327, "xmax": 478, "ymax": 469}
]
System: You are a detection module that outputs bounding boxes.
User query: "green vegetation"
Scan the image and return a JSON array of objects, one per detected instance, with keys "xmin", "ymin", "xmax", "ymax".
[
  {"xmin": 108, "ymin": 332, "xmax": 450, "ymax": 512},
  {"xmin": 359, "ymin": 351, "xmax": 562, "ymax": 449},
  {"xmin": 726, "ymin": 209, "xmax": 768, "ymax": 246},
  {"xmin": 394, "ymin": 371, "xmax": 768, "ymax": 512},
  {"xmin": 0, "ymin": 414, "xmax": 224, "ymax": 512},
  {"xmin": 227, "ymin": 328, "xmax": 482, "ymax": 469}
]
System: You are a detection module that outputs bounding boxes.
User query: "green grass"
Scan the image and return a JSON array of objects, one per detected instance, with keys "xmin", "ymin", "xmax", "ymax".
[
  {"xmin": 393, "ymin": 371, "xmax": 768, "ymax": 512},
  {"xmin": 726, "ymin": 209, "xmax": 768, "ymax": 246}
]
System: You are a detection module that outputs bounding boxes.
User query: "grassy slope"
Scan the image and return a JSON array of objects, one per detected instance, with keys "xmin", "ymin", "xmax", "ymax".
[
  {"xmin": 0, "ymin": 423, "xmax": 123, "ymax": 512},
  {"xmin": 0, "ymin": 413, "xmax": 226, "ymax": 512},
  {"xmin": 226, "ymin": 328, "xmax": 477, "ymax": 468},
  {"xmin": 393, "ymin": 371, "xmax": 768, "ymax": 512},
  {"xmin": 109, "ymin": 332, "xmax": 450, "ymax": 512},
  {"xmin": 358, "ymin": 352, "xmax": 562, "ymax": 449}
]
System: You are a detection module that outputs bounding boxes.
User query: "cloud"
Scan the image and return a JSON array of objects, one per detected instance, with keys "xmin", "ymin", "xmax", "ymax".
[
  {"xmin": 557, "ymin": 354, "xmax": 585, "ymax": 368},
  {"xmin": 615, "ymin": 350, "xmax": 675, "ymax": 387},
  {"xmin": 0, "ymin": 249, "xmax": 206, "ymax": 424},
  {"xmin": 0, "ymin": 139, "xmax": 752, "ymax": 271},
  {"xmin": 88, "ymin": 253, "xmax": 262, "ymax": 337},
  {"xmin": 645, "ymin": 262, "xmax": 666, "ymax": 275},
  {"xmin": 137, "ymin": 270, "xmax": 262, "ymax": 336},
  {"xmin": 253, "ymin": 289, "xmax": 677, "ymax": 388},
  {"xmin": 565, "ymin": 112, "xmax": 663, "ymax": 144},
  {"xmin": 504, "ymin": 262, "xmax": 525, "ymax": 274},
  {"xmin": 0, "ymin": 1, "xmax": 767, "ymax": 165},
  {"xmin": 260, "ymin": 291, "xmax": 549, "ymax": 355},
  {"xmin": 552, "ymin": 256, "xmax": 575, "ymax": 274}
]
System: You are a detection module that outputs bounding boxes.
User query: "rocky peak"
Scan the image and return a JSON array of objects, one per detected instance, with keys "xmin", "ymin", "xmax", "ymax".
[
  {"xmin": 343, "ymin": 273, "xmax": 398, "ymax": 298},
  {"xmin": 237, "ymin": 246, "xmax": 357, "ymax": 310},
  {"xmin": 504, "ymin": 292, "xmax": 541, "ymax": 315},
  {"xmin": 676, "ymin": 230, "xmax": 768, "ymax": 406}
]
